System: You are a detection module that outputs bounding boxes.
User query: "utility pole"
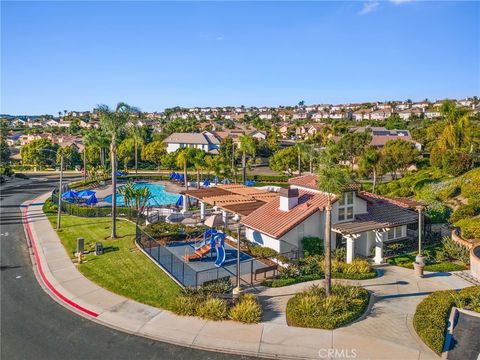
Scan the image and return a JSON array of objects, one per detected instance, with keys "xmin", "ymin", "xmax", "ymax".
[{"xmin": 57, "ymin": 151, "xmax": 64, "ymax": 230}]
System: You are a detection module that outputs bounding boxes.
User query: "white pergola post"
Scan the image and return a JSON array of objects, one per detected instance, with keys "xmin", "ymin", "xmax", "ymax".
[
  {"xmin": 181, "ymin": 195, "xmax": 188, "ymax": 213},
  {"xmin": 346, "ymin": 236, "xmax": 354, "ymax": 264},
  {"xmin": 374, "ymin": 230, "xmax": 384, "ymax": 264},
  {"xmin": 222, "ymin": 210, "xmax": 228, "ymax": 232},
  {"xmin": 200, "ymin": 201, "xmax": 205, "ymax": 221}
]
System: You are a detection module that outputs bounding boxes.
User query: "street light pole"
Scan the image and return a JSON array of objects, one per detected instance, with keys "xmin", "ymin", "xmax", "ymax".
[
  {"xmin": 57, "ymin": 151, "xmax": 64, "ymax": 230},
  {"xmin": 233, "ymin": 224, "xmax": 241, "ymax": 299}
]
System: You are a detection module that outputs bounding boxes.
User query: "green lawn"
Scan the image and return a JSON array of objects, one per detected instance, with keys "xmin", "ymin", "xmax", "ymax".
[
  {"xmin": 48, "ymin": 215, "xmax": 180, "ymax": 311},
  {"xmin": 386, "ymin": 245, "xmax": 467, "ymax": 272}
]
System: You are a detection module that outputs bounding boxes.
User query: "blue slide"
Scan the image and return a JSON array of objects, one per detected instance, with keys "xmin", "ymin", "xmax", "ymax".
[
  {"xmin": 213, "ymin": 233, "xmax": 226, "ymax": 267},
  {"xmin": 195, "ymin": 228, "xmax": 217, "ymax": 250}
]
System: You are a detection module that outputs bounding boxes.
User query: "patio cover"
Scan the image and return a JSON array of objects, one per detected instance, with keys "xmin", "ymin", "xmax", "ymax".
[{"xmin": 332, "ymin": 203, "xmax": 418, "ymax": 236}]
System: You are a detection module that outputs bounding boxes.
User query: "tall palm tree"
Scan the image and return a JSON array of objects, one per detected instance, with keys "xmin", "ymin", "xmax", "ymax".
[
  {"xmin": 317, "ymin": 159, "xmax": 350, "ymax": 296},
  {"xmin": 176, "ymin": 148, "xmax": 192, "ymax": 190},
  {"xmin": 238, "ymin": 135, "xmax": 256, "ymax": 184},
  {"xmin": 359, "ymin": 146, "xmax": 381, "ymax": 193},
  {"xmin": 127, "ymin": 120, "xmax": 146, "ymax": 174},
  {"xmin": 192, "ymin": 150, "xmax": 206, "ymax": 189},
  {"xmin": 97, "ymin": 102, "xmax": 139, "ymax": 239},
  {"xmin": 295, "ymin": 142, "xmax": 307, "ymax": 175}
]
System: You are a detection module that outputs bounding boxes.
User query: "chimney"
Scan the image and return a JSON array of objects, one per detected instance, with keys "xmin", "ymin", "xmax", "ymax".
[{"xmin": 279, "ymin": 188, "xmax": 299, "ymax": 211}]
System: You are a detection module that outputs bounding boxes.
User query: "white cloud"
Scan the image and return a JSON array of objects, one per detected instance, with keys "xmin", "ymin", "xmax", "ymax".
[
  {"xmin": 358, "ymin": 1, "xmax": 380, "ymax": 15},
  {"xmin": 389, "ymin": 0, "xmax": 414, "ymax": 4}
]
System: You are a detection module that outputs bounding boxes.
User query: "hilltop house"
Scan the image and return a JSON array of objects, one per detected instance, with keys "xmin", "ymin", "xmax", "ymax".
[
  {"xmin": 163, "ymin": 132, "xmax": 220, "ymax": 154},
  {"xmin": 241, "ymin": 174, "xmax": 420, "ymax": 264},
  {"xmin": 352, "ymin": 127, "xmax": 423, "ymax": 150}
]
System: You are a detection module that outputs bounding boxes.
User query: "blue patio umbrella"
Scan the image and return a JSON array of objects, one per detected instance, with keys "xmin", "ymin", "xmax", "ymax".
[
  {"xmin": 213, "ymin": 176, "xmax": 219, "ymax": 184},
  {"xmin": 179, "ymin": 174, "xmax": 185, "ymax": 182},
  {"xmin": 173, "ymin": 172, "xmax": 179, "ymax": 180},
  {"xmin": 245, "ymin": 180, "xmax": 256, "ymax": 186},
  {"xmin": 61, "ymin": 190, "xmax": 78, "ymax": 200},
  {"xmin": 170, "ymin": 172, "xmax": 176, "ymax": 179},
  {"xmin": 116, "ymin": 171, "xmax": 125, "ymax": 177},
  {"xmin": 175, "ymin": 196, "xmax": 183, "ymax": 207},
  {"xmin": 85, "ymin": 194, "xmax": 98, "ymax": 206},
  {"xmin": 203, "ymin": 178, "xmax": 210, "ymax": 187},
  {"xmin": 77, "ymin": 189, "xmax": 96, "ymax": 198}
]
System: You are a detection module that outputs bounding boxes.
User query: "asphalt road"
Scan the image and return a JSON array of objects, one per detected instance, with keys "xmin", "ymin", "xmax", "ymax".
[
  {"xmin": 448, "ymin": 311, "xmax": 480, "ymax": 360},
  {"xmin": 0, "ymin": 176, "xmax": 254, "ymax": 360}
]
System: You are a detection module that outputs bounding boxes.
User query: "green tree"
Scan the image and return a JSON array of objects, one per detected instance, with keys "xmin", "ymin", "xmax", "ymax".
[
  {"xmin": 380, "ymin": 139, "xmax": 419, "ymax": 179},
  {"xmin": 0, "ymin": 120, "xmax": 11, "ymax": 165},
  {"xmin": 269, "ymin": 146, "xmax": 298, "ymax": 175},
  {"xmin": 141, "ymin": 140, "xmax": 167, "ymax": 172},
  {"xmin": 117, "ymin": 138, "xmax": 136, "ymax": 172},
  {"xmin": 239, "ymin": 135, "xmax": 256, "ymax": 183},
  {"xmin": 176, "ymin": 148, "xmax": 196, "ymax": 189},
  {"xmin": 358, "ymin": 147, "xmax": 382, "ymax": 193},
  {"xmin": 20, "ymin": 139, "xmax": 59, "ymax": 168},
  {"xmin": 57, "ymin": 145, "xmax": 81, "ymax": 170},
  {"xmin": 317, "ymin": 158, "xmax": 351, "ymax": 297},
  {"xmin": 336, "ymin": 132, "xmax": 372, "ymax": 169},
  {"xmin": 127, "ymin": 121, "xmax": 146, "ymax": 173},
  {"xmin": 97, "ymin": 102, "xmax": 139, "ymax": 239},
  {"xmin": 192, "ymin": 149, "xmax": 207, "ymax": 188}
]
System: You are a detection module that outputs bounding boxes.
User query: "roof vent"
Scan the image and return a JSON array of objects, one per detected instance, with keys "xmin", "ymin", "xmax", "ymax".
[{"xmin": 279, "ymin": 188, "xmax": 299, "ymax": 211}]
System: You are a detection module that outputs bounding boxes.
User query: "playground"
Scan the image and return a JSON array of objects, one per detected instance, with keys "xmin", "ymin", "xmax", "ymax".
[{"xmin": 140, "ymin": 227, "xmax": 270, "ymax": 288}]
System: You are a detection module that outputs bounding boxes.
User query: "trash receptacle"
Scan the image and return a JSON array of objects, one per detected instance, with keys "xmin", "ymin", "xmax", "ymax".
[
  {"xmin": 95, "ymin": 242, "xmax": 103, "ymax": 256},
  {"xmin": 76, "ymin": 237, "xmax": 84, "ymax": 254}
]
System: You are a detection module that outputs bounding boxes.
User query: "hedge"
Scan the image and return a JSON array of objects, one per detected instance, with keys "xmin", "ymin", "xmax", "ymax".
[
  {"xmin": 413, "ymin": 286, "xmax": 480, "ymax": 354},
  {"xmin": 262, "ymin": 270, "xmax": 377, "ymax": 288},
  {"xmin": 286, "ymin": 284, "xmax": 369, "ymax": 329}
]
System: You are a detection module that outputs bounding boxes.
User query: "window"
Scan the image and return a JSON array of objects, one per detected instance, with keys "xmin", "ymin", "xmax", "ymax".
[
  {"xmin": 346, "ymin": 207, "xmax": 354, "ymax": 220},
  {"xmin": 338, "ymin": 192, "xmax": 354, "ymax": 221},
  {"xmin": 387, "ymin": 226, "xmax": 404, "ymax": 240}
]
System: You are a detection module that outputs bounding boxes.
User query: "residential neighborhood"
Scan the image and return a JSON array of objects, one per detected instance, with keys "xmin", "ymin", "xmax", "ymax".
[{"xmin": 2, "ymin": 1, "xmax": 479, "ymax": 360}]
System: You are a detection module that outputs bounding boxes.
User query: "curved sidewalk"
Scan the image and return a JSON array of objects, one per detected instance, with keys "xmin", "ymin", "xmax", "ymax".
[{"xmin": 23, "ymin": 193, "xmax": 472, "ymax": 360}]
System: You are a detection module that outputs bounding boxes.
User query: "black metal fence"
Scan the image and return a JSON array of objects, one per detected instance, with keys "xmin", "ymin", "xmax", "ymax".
[
  {"xmin": 52, "ymin": 193, "xmax": 145, "ymax": 224},
  {"xmin": 135, "ymin": 225, "xmax": 281, "ymax": 288}
]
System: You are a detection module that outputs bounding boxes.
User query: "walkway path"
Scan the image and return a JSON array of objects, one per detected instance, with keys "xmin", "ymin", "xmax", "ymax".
[{"xmin": 24, "ymin": 192, "xmax": 473, "ymax": 360}]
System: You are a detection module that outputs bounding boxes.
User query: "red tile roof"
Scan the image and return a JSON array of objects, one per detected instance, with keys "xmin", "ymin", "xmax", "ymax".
[
  {"xmin": 288, "ymin": 174, "xmax": 360, "ymax": 192},
  {"xmin": 241, "ymin": 190, "xmax": 335, "ymax": 239},
  {"xmin": 357, "ymin": 191, "xmax": 423, "ymax": 210}
]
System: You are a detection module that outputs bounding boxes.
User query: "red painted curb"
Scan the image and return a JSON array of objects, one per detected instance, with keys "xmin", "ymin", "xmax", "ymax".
[{"xmin": 23, "ymin": 205, "xmax": 99, "ymax": 318}]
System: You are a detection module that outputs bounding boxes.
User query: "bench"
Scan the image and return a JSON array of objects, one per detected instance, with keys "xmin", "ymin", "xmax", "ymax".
[{"xmin": 254, "ymin": 265, "xmax": 279, "ymax": 281}]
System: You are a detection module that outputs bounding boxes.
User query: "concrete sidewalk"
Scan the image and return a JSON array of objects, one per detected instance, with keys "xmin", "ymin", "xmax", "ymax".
[{"xmin": 23, "ymin": 193, "xmax": 473, "ymax": 360}]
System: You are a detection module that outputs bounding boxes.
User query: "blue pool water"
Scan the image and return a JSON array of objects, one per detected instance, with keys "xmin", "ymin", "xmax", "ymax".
[{"xmin": 104, "ymin": 182, "xmax": 180, "ymax": 207}]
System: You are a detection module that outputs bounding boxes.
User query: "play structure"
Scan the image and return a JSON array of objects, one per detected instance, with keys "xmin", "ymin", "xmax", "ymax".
[{"xmin": 184, "ymin": 228, "xmax": 226, "ymax": 267}]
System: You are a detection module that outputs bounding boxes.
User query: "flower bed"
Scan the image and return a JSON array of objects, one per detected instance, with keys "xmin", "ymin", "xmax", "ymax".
[
  {"xmin": 286, "ymin": 284, "xmax": 369, "ymax": 329},
  {"xmin": 262, "ymin": 256, "xmax": 376, "ymax": 288},
  {"xmin": 413, "ymin": 286, "xmax": 480, "ymax": 354}
]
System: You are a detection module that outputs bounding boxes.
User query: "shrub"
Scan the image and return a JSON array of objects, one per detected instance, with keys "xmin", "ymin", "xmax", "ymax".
[
  {"xmin": 14, "ymin": 172, "xmax": 29, "ymax": 179},
  {"xmin": 201, "ymin": 278, "xmax": 232, "ymax": 295},
  {"xmin": 413, "ymin": 286, "xmax": 480, "ymax": 354},
  {"xmin": 441, "ymin": 236, "xmax": 470, "ymax": 265},
  {"xmin": 196, "ymin": 297, "xmax": 228, "ymax": 321},
  {"xmin": 343, "ymin": 259, "xmax": 372, "ymax": 274},
  {"xmin": 301, "ymin": 237, "xmax": 323, "ymax": 257},
  {"xmin": 455, "ymin": 217, "xmax": 480, "ymax": 240},
  {"xmin": 250, "ymin": 245, "xmax": 280, "ymax": 259},
  {"xmin": 229, "ymin": 294, "xmax": 262, "ymax": 324},
  {"xmin": 449, "ymin": 204, "xmax": 479, "ymax": 223},
  {"xmin": 425, "ymin": 201, "xmax": 451, "ymax": 223},
  {"xmin": 174, "ymin": 295, "xmax": 199, "ymax": 316},
  {"xmin": 286, "ymin": 284, "xmax": 369, "ymax": 329}
]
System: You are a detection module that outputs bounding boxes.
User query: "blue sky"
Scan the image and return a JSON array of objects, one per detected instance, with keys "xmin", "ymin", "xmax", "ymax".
[{"xmin": 2, "ymin": 1, "xmax": 479, "ymax": 115}]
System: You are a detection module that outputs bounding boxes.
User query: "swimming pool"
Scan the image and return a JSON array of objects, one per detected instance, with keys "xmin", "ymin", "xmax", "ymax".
[{"xmin": 104, "ymin": 182, "xmax": 180, "ymax": 207}]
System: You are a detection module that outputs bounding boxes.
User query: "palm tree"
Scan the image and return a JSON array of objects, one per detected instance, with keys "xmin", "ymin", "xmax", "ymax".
[
  {"xmin": 359, "ymin": 147, "xmax": 381, "ymax": 193},
  {"xmin": 176, "ymin": 148, "xmax": 192, "ymax": 190},
  {"xmin": 295, "ymin": 142, "xmax": 307, "ymax": 175},
  {"xmin": 317, "ymin": 159, "xmax": 351, "ymax": 296},
  {"xmin": 97, "ymin": 102, "xmax": 140, "ymax": 239},
  {"xmin": 192, "ymin": 150, "xmax": 206, "ymax": 189},
  {"xmin": 238, "ymin": 135, "xmax": 256, "ymax": 184},
  {"xmin": 127, "ymin": 121, "xmax": 146, "ymax": 174}
]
